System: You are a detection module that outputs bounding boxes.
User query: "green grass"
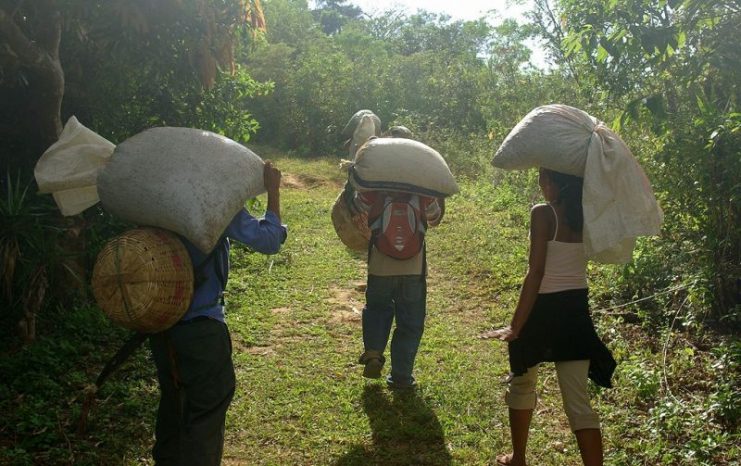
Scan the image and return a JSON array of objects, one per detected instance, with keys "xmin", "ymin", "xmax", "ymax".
[{"xmin": 1, "ymin": 153, "xmax": 738, "ymax": 465}]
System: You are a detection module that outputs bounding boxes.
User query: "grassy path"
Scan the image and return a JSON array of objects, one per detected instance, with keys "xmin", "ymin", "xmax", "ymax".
[
  {"xmin": 3, "ymin": 154, "xmax": 736, "ymax": 465},
  {"xmin": 220, "ymin": 154, "xmax": 586, "ymax": 465}
]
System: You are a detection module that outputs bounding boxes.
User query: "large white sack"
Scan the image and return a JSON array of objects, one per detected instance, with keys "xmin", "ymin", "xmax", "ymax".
[
  {"xmin": 349, "ymin": 114, "xmax": 378, "ymax": 159},
  {"xmin": 97, "ymin": 127, "xmax": 265, "ymax": 253},
  {"xmin": 491, "ymin": 104, "xmax": 663, "ymax": 264},
  {"xmin": 341, "ymin": 109, "xmax": 381, "ymax": 141},
  {"xmin": 34, "ymin": 116, "xmax": 116, "ymax": 215},
  {"xmin": 349, "ymin": 138, "xmax": 459, "ymax": 197},
  {"xmin": 492, "ymin": 104, "xmax": 596, "ymax": 176},
  {"xmin": 582, "ymin": 125, "xmax": 663, "ymax": 263}
]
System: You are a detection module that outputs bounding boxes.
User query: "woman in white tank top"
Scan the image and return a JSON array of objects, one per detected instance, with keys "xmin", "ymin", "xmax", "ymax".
[{"xmin": 492, "ymin": 168, "xmax": 615, "ymax": 466}]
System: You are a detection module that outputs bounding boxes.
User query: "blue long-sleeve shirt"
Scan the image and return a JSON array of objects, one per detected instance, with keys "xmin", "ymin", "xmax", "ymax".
[{"xmin": 179, "ymin": 208, "xmax": 287, "ymax": 323}]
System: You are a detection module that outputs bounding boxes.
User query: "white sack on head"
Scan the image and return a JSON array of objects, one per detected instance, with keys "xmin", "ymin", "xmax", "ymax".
[
  {"xmin": 34, "ymin": 116, "xmax": 116, "ymax": 216},
  {"xmin": 491, "ymin": 104, "xmax": 663, "ymax": 264},
  {"xmin": 349, "ymin": 114, "xmax": 378, "ymax": 159},
  {"xmin": 98, "ymin": 127, "xmax": 265, "ymax": 253},
  {"xmin": 349, "ymin": 138, "xmax": 458, "ymax": 197},
  {"xmin": 341, "ymin": 109, "xmax": 381, "ymax": 141},
  {"xmin": 492, "ymin": 105, "xmax": 596, "ymax": 176}
]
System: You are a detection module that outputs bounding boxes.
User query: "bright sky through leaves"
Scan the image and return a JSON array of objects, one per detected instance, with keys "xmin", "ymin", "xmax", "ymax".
[
  {"xmin": 346, "ymin": 0, "xmax": 531, "ymax": 21},
  {"xmin": 328, "ymin": 0, "xmax": 547, "ymax": 67}
]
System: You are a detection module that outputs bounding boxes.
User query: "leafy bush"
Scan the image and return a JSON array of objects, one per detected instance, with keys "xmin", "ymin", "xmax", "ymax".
[{"xmin": 0, "ymin": 173, "xmax": 72, "ymax": 343}]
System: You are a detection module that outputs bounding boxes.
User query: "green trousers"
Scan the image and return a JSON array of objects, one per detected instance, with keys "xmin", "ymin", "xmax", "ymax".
[{"xmin": 149, "ymin": 318, "xmax": 235, "ymax": 466}]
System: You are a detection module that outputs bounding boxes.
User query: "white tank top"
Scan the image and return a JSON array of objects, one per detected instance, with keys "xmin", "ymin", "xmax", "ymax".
[{"xmin": 539, "ymin": 204, "xmax": 588, "ymax": 293}]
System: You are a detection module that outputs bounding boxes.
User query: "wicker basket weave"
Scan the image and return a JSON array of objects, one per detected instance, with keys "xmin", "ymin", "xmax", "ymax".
[
  {"xmin": 331, "ymin": 190, "xmax": 370, "ymax": 252},
  {"xmin": 92, "ymin": 228, "xmax": 194, "ymax": 333}
]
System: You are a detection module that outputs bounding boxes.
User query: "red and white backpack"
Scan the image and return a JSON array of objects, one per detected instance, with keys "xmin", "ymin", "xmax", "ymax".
[{"xmin": 369, "ymin": 193, "xmax": 427, "ymax": 260}]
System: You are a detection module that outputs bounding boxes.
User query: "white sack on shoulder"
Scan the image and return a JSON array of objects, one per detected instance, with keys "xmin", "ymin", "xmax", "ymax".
[
  {"xmin": 349, "ymin": 138, "xmax": 458, "ymax": 197},
  {"xmin": 34, "ymin": 116, "xmax": 115, "ymax": 215},
  {"xmin": 491, "ymin": 104, "xmax": 663, "ymax": 264},
  {"xmin": 97, "ymin": 127, "xmax": 265, "ymax": 253}
]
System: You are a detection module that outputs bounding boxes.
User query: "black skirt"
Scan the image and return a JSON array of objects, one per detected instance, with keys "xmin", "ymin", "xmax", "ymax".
[{"xmin": 508, "ymin": 288, "xmax": 616, "ymax": 388}]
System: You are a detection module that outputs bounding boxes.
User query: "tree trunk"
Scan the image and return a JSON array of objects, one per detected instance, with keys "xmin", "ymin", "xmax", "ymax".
[{"xmin": 0, "ymin": 4, "xmax": 64, "ymax": 163}]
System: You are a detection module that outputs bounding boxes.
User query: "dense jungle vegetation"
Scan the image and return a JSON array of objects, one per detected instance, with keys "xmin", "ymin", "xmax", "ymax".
[{"xmin": 0, "ymin": 0, "xmax": 738, "ymax": 464}]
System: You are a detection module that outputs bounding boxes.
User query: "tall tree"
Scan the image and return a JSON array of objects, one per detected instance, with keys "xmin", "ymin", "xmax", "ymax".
[
  {"xmin": 311, "ymin": 0, "xmax": 362, "ymax": 35},
  {"xmin": 0, "ymin": 0, "xmax": 63, "ymax": 170},
  {"xmin": 0, "ymin": 0, "xmax": 265, "ymax": 173}
]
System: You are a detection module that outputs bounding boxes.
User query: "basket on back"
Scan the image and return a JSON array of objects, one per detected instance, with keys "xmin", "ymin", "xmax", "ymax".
[
  {"xmin": 331, "ymin": 190, "xmax": 371, "ymax": 251},
  {"xmin": 92, "ymin": 228, "xmax": 194, "ymax": 333}
]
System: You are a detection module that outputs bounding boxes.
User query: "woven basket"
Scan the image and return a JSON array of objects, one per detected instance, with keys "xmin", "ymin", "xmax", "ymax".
[
  {"xmin": 92, "ymin": 228, "xmax": 194, "ymax": 333},
  {"xmin": 331, "ymin": 190, "xmax": 370, "ymax": 252}
]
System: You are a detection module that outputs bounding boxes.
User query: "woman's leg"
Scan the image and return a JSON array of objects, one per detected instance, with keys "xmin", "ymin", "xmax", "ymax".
[
  {"xmin": 504, "ymin": 408, "xmax": 533, "ymax": 465},
  {"xmin": 574, "ymin": 428, "xmax": 603, "ymax": 466},
  {"xmin": 555, "ymin": 360, "xmax": 603, "ymax": 466},
  {"xmin": 498, "ymin": 366, "xmax": 539, "ymax": 465}
]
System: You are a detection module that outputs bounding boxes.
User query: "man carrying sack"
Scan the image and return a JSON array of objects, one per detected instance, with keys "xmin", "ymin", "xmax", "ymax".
[{"xmin": 148, "ymin": 162, "xmax": 286, "ymax": 466}]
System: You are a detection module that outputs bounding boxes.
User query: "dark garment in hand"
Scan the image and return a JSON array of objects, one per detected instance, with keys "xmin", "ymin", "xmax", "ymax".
[{"xmin": 508, "ymin": 288, "xmax": 616, "ymax": 388}]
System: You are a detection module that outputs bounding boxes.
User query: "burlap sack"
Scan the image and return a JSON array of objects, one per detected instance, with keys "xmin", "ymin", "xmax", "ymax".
[
  {"xmin": 491, "ymin": 104, "xmax": 663, "ymax": 263},
  {"xmin": 341, "ymin": 109, "xmax": 381, "ymax": 141},
  {"xmin": 97, "ymin": 127, "xmax": 265, "ymax": 253},
  {"xmin": 349, "ymin": 138, "xmax": 458, "ymax": 197},
  {"xmin": 491, "ymin": 104, "xmax": 596, "ymax": 176}
]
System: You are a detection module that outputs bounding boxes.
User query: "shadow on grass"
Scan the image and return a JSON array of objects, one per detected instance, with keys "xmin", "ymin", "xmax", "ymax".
[{"xmin": 335, "ymin": 384, "xmax": 452, "ymax": 466}]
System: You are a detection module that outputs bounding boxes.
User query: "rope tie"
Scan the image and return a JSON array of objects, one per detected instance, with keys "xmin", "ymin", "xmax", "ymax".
[{"xmin": 591, "ymin": 284, "xmax": 689, "ymax": 315}]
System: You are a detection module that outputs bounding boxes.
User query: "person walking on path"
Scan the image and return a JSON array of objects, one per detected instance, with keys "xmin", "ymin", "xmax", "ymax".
[
  {"xmin": 148, "ymin": 161, "xmax": 287, "ymax": 466},
  {"xmin": 352, "ymin": 186, "xmax": 444, "ymax": 389},
  {"xmin": 491, "ymin": 168, "xmax": 616, "ymax": 466}
]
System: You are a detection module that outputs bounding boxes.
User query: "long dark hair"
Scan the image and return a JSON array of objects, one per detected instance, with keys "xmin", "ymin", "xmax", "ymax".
[{"xmin": 543, "ymin": 169, "xmax": 584, "ymax": 232}]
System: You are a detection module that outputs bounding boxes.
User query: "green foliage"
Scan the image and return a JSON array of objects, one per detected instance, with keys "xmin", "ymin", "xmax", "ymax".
[
  {"xmin": 311, "ymin": 0, "xmax": 363, "ymax": 35},
  {"xmin": 61, "ymin": 1, "xmax": 272, "ymax": 143},
  {"xmin": 0, "ymin": 304, "xmax": 154, "ymax": 464},
  {"xmin": 247, "ymin": 1, "xmax": 547, "ymax": 155},
  {"xmin": 0, "ymin": 173, "xmax": 70, "ymax": 333},
  {"xmin": 531, "ymin": 0, "xmax": 740, "ymax": 321}
]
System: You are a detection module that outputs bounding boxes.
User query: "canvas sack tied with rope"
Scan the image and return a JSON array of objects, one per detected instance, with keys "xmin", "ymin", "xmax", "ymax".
[
  {"xmin": 492, "ymin": 104, "xmax": 664, "ymax": 263},
  {"xmin": 36, "ymin": 118, "xmax": 267, "ymax": 253},
  {"xmin": 36, "ymin": 117, "xmax": 269, "ymax": 331}
]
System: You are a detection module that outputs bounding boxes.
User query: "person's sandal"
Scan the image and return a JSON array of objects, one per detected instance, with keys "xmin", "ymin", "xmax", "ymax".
[{"xmin": 358, "ymin": 351, "xmax": 385, "ymax": 379}]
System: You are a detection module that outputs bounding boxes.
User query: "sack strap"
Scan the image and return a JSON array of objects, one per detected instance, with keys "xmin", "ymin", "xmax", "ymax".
[
  {"xmin": 189, "ymin": 238, "xmax": 228, "ymax": 312},
  {"xmin": 193, "ymin": 239, "xmax": 227, "ymax": 291}
]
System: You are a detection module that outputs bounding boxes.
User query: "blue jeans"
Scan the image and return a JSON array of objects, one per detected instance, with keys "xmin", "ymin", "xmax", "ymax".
[{"xmin": 363, "ymin": 274, "xmax": 427, "ymax": 385}]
